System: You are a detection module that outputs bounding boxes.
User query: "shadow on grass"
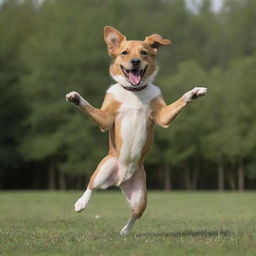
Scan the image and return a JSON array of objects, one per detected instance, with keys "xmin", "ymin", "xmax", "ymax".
[{"xmin": 136, "ymin": 230, "xmax": 232, "ymax": 238}]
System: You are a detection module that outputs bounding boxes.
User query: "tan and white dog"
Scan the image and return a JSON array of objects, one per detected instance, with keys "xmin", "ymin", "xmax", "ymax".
[{"xmin": 66, "ymin": 26, "xmax": 207, "ymax": 236}]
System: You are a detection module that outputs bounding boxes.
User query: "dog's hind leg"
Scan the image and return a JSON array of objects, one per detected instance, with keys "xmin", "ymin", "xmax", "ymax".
[
  {"xmin": 74, "ymin": 155, "xmax": 117, "ymax": 212},
  {"xmin": 74, "ymin": 188, "xmax": 93, "ymax": 213},
  {"xmin": 119, "ymin": 166, "xmax": 147, "ymax": 236}
]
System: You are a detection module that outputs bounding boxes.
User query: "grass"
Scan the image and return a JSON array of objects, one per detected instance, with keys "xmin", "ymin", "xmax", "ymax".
[{"xmin": 0, "ymin": 191, "xmax": 256, "ymax": 256}]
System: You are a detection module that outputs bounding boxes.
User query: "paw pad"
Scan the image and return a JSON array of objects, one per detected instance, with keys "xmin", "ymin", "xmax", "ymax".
[{"xmin": 66, "ymin": 91, "xmax": 80, "ymax": 105}]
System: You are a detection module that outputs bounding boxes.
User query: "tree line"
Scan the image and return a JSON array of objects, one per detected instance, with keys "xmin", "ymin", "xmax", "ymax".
[{"xmin": 1, "ymin": 0, "xmax": 256, "ymax": 190}]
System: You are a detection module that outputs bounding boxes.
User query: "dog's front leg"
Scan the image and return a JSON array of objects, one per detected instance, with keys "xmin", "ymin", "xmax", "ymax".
[
  {"xmin": 151, "ymin": 87, "xmax": 207, "ymax": 128},
  {"xmin": 66, "ymin": 91, "xmax": 114, "ymax": 131}
]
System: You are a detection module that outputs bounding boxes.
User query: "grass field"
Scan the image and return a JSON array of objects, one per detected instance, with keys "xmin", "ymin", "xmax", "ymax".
[{"xmin": 0, "ymin": 191, "xmax": 256, "ymax": 256}]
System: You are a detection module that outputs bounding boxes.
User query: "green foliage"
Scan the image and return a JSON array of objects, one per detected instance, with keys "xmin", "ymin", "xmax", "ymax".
[
  {"xmin": 1, "ymin": 0, "xmax": 256, "ymax": 189},
  {"xmin": 0, "ymin": 1, "xmax": 32, "ymax": 171}
]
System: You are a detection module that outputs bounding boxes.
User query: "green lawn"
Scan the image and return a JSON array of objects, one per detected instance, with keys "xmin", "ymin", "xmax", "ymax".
[{"xmin": 0, "ymin": 191, "xmax": 255, "ymax": 256}]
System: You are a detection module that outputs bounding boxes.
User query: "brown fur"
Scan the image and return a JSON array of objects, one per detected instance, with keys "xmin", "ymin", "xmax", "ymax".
[
  {"xmin": 109, "ymin": 40, "xmax": 158, "ymax": 79},
  {"xmin": 104, "ymin": 26, "xmax": 171, "ymax": 82},
  {"xmin": 67, "ymin": 26, "xmax": 206, "ymax": 235},
  {"xmin": 150, "ymin": 96, "xmax": 187, "ymax": 128},
  {"xmin": 75, "ymin": 27, "xmax": 181, "ymax": 214},
  {"xmin": 87, "ymin": 155, "xmax": 111, "ymax": 190},
  {"xmin": 78, "ymin": 93, "xmax": 120, "ymax": 132},
  {"xmin": 120, "ymin": 166, "xmax": 147, "ymax": 218}
]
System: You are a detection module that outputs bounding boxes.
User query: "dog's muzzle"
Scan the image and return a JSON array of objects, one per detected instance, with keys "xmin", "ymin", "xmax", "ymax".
[{"xmin": 121, "ymin": 65, "xmax": 147, "ymax": 86}]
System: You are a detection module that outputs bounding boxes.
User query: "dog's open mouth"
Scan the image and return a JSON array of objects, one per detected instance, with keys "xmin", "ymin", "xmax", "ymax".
[{"xmin": 121, "ymin": 65, "xmax": 147, "ymax": 86}]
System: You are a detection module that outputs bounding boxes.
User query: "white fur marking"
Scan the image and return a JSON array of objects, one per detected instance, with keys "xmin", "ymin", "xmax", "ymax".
[
  {"xmin": 108, "ymin": 84, "xmax": 161, "ymax": 183},
  {"xmin": 107, "ymin": 83, "xmax": 161, "ymax": 104},
  {"xmin": 79, "ymin": 97, "xmax": 90, "ymax": 107},
  {"xmin": 183, "ymin": 87, "xmax": 207, "ymax": 102},
  {"xmin": 93, "ymin": 157, "xmax": 117, "ymax": 189},
  {"xmin": 74, "ymin": 188, "xmax": 92, "ymax": 212},
  {"xmin": 66, "ymin": 91, "xmax": 90, "ymax": 106},
  {"xmin": 119, "ymin": 104, "xmax": 147, "ymax": 181},
  {"xmin": 120, "ymin": 216, "xmax": 136, "ymax": 236}
]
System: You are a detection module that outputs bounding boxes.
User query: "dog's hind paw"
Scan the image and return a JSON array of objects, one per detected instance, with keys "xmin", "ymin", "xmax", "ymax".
[
  {"xmin": 74, "ymin": 189, "xmax": 92, "ymax": 212},
  {"xmin": 120, "ymin": 225, "xmax": 130, "ymax": 237},
  {"xmin": 74, "ymin": 197, "xmax": 87, "ymax": 212},
  {"xmin": 74, "ymin": 197, "xmax": 89, "ymax": 212}
]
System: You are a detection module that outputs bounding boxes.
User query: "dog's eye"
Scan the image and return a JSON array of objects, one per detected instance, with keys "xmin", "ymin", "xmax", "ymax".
[
  {"xmin": 141, "ymin": 50, "xmax": 147, "ymax": 56},
  {"xmin": 121, "ymin": 51, "xmax": 128, "ymax": 55}
]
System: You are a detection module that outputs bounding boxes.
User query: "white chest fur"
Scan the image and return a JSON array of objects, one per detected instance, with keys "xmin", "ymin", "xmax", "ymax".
[{"xmin": 107, "ymin": 83, "xmax": 161, "ymax": 182}]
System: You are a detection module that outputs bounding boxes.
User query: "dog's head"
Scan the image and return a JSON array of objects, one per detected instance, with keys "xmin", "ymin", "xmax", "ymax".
[{"xmin": 104, "ymin": 26, "xmax": 171, "ymax": 90}]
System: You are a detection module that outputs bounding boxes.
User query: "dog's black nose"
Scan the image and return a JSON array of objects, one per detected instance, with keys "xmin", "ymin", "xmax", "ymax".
[{"xmin": 131, "ymin": 58, "xmax": 141, "ymax": 66}]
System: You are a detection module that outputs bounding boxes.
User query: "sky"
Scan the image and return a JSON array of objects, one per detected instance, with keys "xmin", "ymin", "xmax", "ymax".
[
  {"xmin": 0, "ymin": 0, "xmax": 224, "ymax": 12},
  {"xmin": 186, "ymin": 0, "xmax": 224, "ymax": 13}
]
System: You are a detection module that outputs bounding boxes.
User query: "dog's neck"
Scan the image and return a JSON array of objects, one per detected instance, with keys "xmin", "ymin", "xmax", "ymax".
[{"xmin": 121, "ymin": 84, "xmax": 148, "ymax": 92}]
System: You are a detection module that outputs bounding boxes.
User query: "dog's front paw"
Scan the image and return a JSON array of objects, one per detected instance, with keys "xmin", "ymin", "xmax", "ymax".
[
  {"xmin": 66, "ymin": 91, "xmax": 81, "ymax": 105},
  {"xmin": 183, "ymin": 87, "xmax": 207, "ymax": 103}
]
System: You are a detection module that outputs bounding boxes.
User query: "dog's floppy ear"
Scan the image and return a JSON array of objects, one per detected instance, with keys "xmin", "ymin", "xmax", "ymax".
[
  {"xmin": 144, "ymin": 34, "xmax": 171, "ymax": 54},
  {"xmin": 104, "ymin": 26, "xmax": 126, "ymax": 57}
]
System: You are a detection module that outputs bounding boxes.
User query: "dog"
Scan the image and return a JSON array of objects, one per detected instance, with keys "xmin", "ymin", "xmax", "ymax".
[{"xmin": 66, "ymin": 26, "xmax": 207, "ymax": 236}]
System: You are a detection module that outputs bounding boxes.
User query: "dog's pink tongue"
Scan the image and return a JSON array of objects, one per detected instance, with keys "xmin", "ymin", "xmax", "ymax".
[{"xmin": 129, "ymin": 72, "xmax": 141, "ymax": 85}]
